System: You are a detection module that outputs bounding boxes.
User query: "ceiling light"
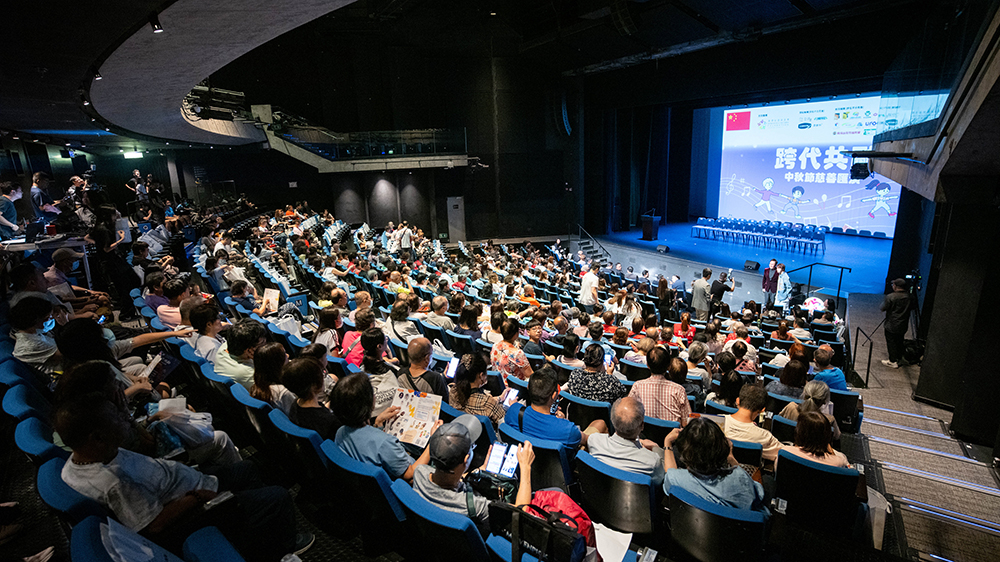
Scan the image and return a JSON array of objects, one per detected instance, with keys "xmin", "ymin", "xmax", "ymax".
[
  {"xmin": 94, "ymin": 70, "xmax": 102, "ymax": 80},
  {"xmin": 150, "ymin": 13, "xmax": 164, "ymax": 33},
  {"xmin": 124, "ymin": 151, "xmax": 143, "ymax": 159},
  {"xmin": 33, "ymin": 139, "xmax": 38, "ymax": 142},
  {"xmin": 12, "ymin": 135, "xmax": 18, "ymax": 140},
  {"xmin": 105, "ymin": 128, "xmax": 110, "ymax": 131},
  {"xmin": 65, "ymin": 143, "xmax": 71, "ymax": 146},
  {"xmin": 165, "ymin": 142, "xmax": 169, "ymax": 145}
]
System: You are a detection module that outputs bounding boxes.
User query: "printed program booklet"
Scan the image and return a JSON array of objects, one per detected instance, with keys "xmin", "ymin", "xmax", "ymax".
[{"xmin": 383, "ymin": 388, "xmax": 442, "ymax": 447}]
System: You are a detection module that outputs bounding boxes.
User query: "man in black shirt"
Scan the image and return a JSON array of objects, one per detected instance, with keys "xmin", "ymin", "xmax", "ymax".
[{"xmin": 880, "ymin": 278, "xmax": 911, "ymax": 368}]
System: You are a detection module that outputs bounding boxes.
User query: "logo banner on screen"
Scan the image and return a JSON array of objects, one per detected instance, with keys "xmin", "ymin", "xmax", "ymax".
[{"xmin": 719, "ymin": 96, "xmax": 901, "ymax": 237}]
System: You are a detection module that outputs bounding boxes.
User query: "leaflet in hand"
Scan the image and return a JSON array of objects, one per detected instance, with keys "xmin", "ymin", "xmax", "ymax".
[
  {"xmin": 262, "ymin": 288, "xmax": 280, "ymax": 312},
  {"xmin": 383, "ymin": 388, "xmax": 441, "ymax": 448}
]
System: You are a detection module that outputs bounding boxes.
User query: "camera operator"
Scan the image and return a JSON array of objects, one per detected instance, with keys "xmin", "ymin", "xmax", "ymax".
[
  {"xmin": 65, "ymin": 175, "xmax": 87, "ymax": 205},
  {"xmin": 880, "ymin": 278, "xmax": 911, "ymax": 369}
]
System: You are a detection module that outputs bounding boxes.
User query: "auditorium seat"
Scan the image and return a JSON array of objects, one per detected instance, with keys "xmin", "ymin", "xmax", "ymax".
[
  {"xmin": 705, "ymin": 400, "xmax": 737, "ymax": 415},
  {"xmin": 829, "ymin": 388, "xmax": 863, "ymax": 433},
  {"xmin": 182, "ymin": 526, "xmax": 247, "ymax": 562},
  {"xmin": 498, "ymin": 423, "xmax": 573, "ymax": 491},
  {"xmin": 389, "ymin": 479, "xmax": 490, "ymax": 562},
  {"xmin": 766, "ymin": 392, "xmax": 801, "ymax": 415},
  {"xmin": 770, "ymin": 415, "xmax": 797, "ymax": 444},
  {"xmin": 37, "ymin": 457, "xmax": 108, "ymax": 524},
  {"xmin": 667, "ymin": 486, "xmax": 767, "ymax": 562},
  {"xmin": 558, "ymin": 391, "xmax": 612, "ymax": 430},
  {"xmin": 3, "ymin": 382, "xmax": 51, "ymax": 421},
  {"xmin": 576, "ymin": 451, "xmax": 657, "ymax": 534},
  {"xmin": 71, "ymin": 516, "xmax": 186, "ymax": 562},
  {"xmin": 15, "ymin": 416, "xmax": 68, "ymax": 464},
  {"xmin": 774, "ymin": 449, "xmax": 867, "ymax": 537}
]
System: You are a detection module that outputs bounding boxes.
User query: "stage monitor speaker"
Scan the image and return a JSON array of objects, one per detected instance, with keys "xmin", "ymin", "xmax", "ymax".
[
  {"xmin": 656, "ymin": 245, "xmax": 669, "ymax": 253},
  {"xmin": 744, "ymin": 260, "xmax": 760, "ymax": 271}
]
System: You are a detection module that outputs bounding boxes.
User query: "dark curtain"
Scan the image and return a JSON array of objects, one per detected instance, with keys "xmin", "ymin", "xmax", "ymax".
[{"xmin": 603, "ymin": 105, "xmax": 671, "ymax": 232}]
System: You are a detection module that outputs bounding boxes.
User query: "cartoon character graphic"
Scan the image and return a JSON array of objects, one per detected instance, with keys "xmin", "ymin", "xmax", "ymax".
[
  {"xmin": 780, "ymin": 185, "xmax": 805, "ymax": 218},
  {"xmin": 755, "ymin": 177, "xmax": 776, "ymax": 213},
  {"xmin": 861, "ymin": 180, "xmax": 898, "ymax": 218}
]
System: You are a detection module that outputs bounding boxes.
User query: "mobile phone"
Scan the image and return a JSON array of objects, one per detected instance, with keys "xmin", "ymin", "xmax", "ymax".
[
  {"xmin": 444, "ymin": 357, "xmax": 460, "ymax": 379},
  {"xmin": 604, "ymin": 350, "xmax": 614, "ymax": 366},
  {"xmin": 202, "ymin": 490, "xmax": 234, "ymax": 511},
  {"xmin": 503, "ymin": 389, "xmax": 520, "ymax": 407},
  {"xmin": 485, "ymin": 442, "xmax": 507, "ymax": 474}
]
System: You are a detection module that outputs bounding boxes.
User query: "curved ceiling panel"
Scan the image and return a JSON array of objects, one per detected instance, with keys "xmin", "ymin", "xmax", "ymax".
[{"xmin": 90, "ymin": 0, "xmax": 355, "ymax": 145}]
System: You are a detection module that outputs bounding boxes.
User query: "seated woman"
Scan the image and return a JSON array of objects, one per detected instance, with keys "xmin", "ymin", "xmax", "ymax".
[
  {"xmin": 765, "ymin": 359, "xmax": 807, "ymax": 399},
  {"xmin": 313, "ymin": 307, "xmax": 343, "ymax": 357},
  {"xmin": 706, "ymin": 370, "xmax": 744, "ymax": 409},
  {"xmin": 385, "ymin": 300, "xmax": 420, "ymax": 343},
  {"xmin": 675, "ymin": 312, "xmax": 696, "ymax": 344},
  {"xmin": 448, "ymin": 353, "xmax": 505, "ymax": 426},
  {"xmin": 663, "ymin": 418, "xmax": 769, "ymax": 513},
  {"xmin": 611, "ymin": 326, "xmax": 630, "ymax": 348},
  {"xmin": 249, "ymin": 342, "xmax": 294, "ymax": 415},
  {"xmin": 57, "ymin": 318, "xmax": 194, "ymax": 399},
  {"xmin": 481, "ymin": 311, "xmax": 506, "ymax": 345},
  {"xmin": 332, "ymin": 372, "xmax": 439, "ymax": 482},
  {"xmin": 704, "ymin": 322, "xmax": 724, "ymax": 355},
  {"xmin": 283, "ymin": 356, "xmax": 340, "ymax": 440},
  {"xmin": 778, "ymin": 411, "xmax": 849, "ymax": 468},
  {"xmin": 316, "ymin": 282, "xmax": 337, "ymax": 308},
  {"xmin": 55, "ymin": 360, "xmax": 241, "ymax": 467},
  {"xmin": 189, "ymin": 303, "xmax": 225, "ymax": 364},
  {"xmin": 778, "ymin": 380, "xmax": 842, "ymax": 440},
  {"xmin": 556, "ymin": 333, "xmax": 584, "ymax": 369},
  {"xmin": 770, "ymin": 320, "xmax": 793, "ymax": 343},
  {"xmin": 685, "ymin": 341, "xmax": 712, "ymax": 391},
  {"xmin": 452, "ymin": 304, "xmax": 483, "ymax": 340},
  {"xmin": 565, "ymin": 344, "xmax": 629, "ymax": 403},
  {"xmin": 623, "ymin": 336, "xmax": 655, "ymax": 364},
  {"xmin": 230, "ymin": 280, "xmax": 270, "ymax": 316},
  {"xmin": 340, "ymin": 308, "xmax": 377, "ymax": 367}
]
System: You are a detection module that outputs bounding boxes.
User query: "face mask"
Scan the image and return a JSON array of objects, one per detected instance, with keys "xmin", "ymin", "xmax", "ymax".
[{"xmin": 43, "ymin": 318, "xmax": 56, "ymax": 333}]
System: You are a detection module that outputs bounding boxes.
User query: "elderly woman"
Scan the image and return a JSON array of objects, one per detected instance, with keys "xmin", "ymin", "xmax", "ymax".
[
  {"xmin": 662, "ymin": 418, "xmax": 769, "ymax": 513},
  {"xmin": 778, "ymin": 380, "xmax": 842, "ymax": 440},
  {"xmin": 566, "ymin": 343, "xmax": 630, "ymax": 403},
  {"xmin": 685, "ymin": 341, "xmax": 711, "ymax": 391},
  {"xmin": 623, "ymin": 336, "xmax": 656, "ymax": 365},
  {"xmin": 385, "ymin": 300, "xmax": 420, "ymax": 343}
]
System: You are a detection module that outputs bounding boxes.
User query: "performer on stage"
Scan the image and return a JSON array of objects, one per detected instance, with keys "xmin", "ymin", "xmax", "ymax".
[
  {"xmin": 773, "ymin": 263, "xmax": 791, "ymax": 313},
  {"xmin": 761, "ymin": 259, "xmax": 778, "ymax": 310}
]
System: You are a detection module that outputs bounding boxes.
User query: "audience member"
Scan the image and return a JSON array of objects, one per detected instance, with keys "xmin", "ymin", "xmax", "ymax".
[
  {"xmin": 449, "ymin": 353, "xmax": 505, "ymax": 425},
  {"xmin": 662, "ymin": 418, "xmax": 769, "ymax": 513},
  {"xmin": 189, "ymin": 303, "xmax": 225, "ymax": 364},
  {"xmin": 628, "ymin": 347, "xmax": 690, "ymax": 425},
  {"xmin": 778, "ymin": 380, "xmax": 842, "ymax": 440},
  {"xmin": 503, "ymin": 365, "xmax": 607, "ymax": 451},
  {"xmin": 810, "ymin": 345, "xmax": 847, "ymax": 390},
  {"xmin": 214, "ymin": 319, "xmax": 266, "ymax": 389},
  {"xmin": 424, "ymin": 296, "xmax": 456, "ymax": 330},
  {"xmin": 397, "ymin": 337, "xmax": 449, "ymax": 397},
  {"xmin": 766, "ymin": 359, "xmax": 807, "ymax": 398},
  {"xmin": 491, "ymin": 317, "xmax": 533, "ymax": 383},
  {"xmin": 156, "ymin": 278, "xmax": 190, "ymax": 329},
  {"xmin": 723, "ymin": 385, "xmax": 783, "ymax": 461},
  {"xmin": 566, "ymin": 343, "xmax": 629, "ymax": 403},
  {"xmin": 706, "ymin": 370, "xmax": 744, "ymax": 409},
  {"xmin": 284, "ymin": 357, "xmax": 340, "ymax": 439},
  {"xmin": 586, "ymin": 397, "xmax": 665, "ymax": 487},
  {"xmin": 249, "ymin": 342, "xmax": 294, "ymax": 415},
  {"xmin": 779, "ymin": 411, "xmax": 849, "ymax": 468}
]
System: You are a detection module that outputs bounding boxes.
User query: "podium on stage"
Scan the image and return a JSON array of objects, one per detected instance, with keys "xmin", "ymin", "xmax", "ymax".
[{"xmin": 640, "ymin": 214, "xmax": 661, "ymax": 241}]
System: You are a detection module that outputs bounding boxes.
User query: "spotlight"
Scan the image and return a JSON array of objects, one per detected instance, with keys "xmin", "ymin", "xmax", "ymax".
[
  {"xmin": 119, "ymin": 148, "xmax": 124, "ymax": 152},
  {"xmin": 33, "ymin": 139, "xmax": 38, "ymax": 142},
  {"xmin": 104, "ymin": 128, "xmax": 110, "ymax": 131},
  {"xmin": 806, "ymin": 98, "xmax": 811, "ymax": 102},
  {"xmin": 12, "ymin": 135, "xmax": 18, "ymax": 140},
  {"xmin": 82, "ymin": 96, "xmax": 90, "ymax": 106},
  {"xmin": 165, "ymin": 142, "xmax": 169, "ymax": 145},
  {"xmin": 65, "ymin": 143, "xmax": 71, "ymax": 146},
  {"xmin": 94, "ymin": 70, "xmax": 102, "ymax": 80},
  {"xmin": 150, "ymin": 13, "xmax": 164, "ymax": 33}
]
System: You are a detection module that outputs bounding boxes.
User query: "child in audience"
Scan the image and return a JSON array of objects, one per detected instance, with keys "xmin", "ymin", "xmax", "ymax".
[
  {"xmin": 230, "ymin": 280, "xmax": 269, "ymax": 316},
  {"xmin": 722, "ymin": 385, "xmax": 783, "ymax": 461},
  {"xmin": 283, "ymin": 356, "xmax": 340, "ymax": 439},
  {"xmin": 249, "ymin": 342, "xmax": 294, "ymax": 415}
]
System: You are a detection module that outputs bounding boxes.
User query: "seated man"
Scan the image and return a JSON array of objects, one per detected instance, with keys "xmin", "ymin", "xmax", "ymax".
[
  {"xmin": 396, "ymin": 337, "xmax": 449, "ymax": 397},
  {"xmin": 628, "ymin": 347, "xmax": 690, "ymax": 426},
  {"xmin": 11, "ymin": 296, "xmax": 63, "ymax": 373},
  {"xmin": 142, "ymin": 272, "xmax": 169, "ymax": 313},
  {"xmin": 413, "ymin": 416, "xmax": 534, "ymax": 536},
  {"xmin": 788, "ymin": 317, "xmax": 814, "ymax": 343},
  {"xmin": 503, "ymin": 365, "xmax": 607, "ymax": 451},
  {"xmin": 586, "ymin": 397, "xmax": 665, "ymax": 487},
  {"xmin": 44, "ymin": 248, "xmax": 111, "ymax": 310},
  {"xmin": 8, "ymin": 262, "xmax": 93, "ymax": 321},
  {"xmin": 214, "ymin": 319, "xmax": 266, "ymax": 389},
  {"xmin": 53, "ymin": 393, "xmax": 313, "ymax": 560},
  {"xmin": 810, "ymin": 345, "xmax": 847, "ymax": 391},
  {"xmin": 156, "ymin": 278, "xmax": 190, "ymax": 329},
  {"xmin": 332, "ymin": 373, "xmax": 440, "ymax": 482},
  {"xmin": 424, "ymin": 296, "xmax": 456, "ymax": 331},
  {"xmin": 723, "ymin": 385, "xmax": 783, "ymax": 461}
]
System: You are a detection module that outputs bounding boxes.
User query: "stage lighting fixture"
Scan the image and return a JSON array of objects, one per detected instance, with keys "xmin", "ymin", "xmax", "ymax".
[
  {"xmin": 150, "ymin": 14, "xmax": 164, "ymax": 33},
  {"xmin": 82, "ymin": 96, "xmax": 90, "ymax": 106},
  {"xmin": 94, "ymin": 70, "xmax": 102, "ymax": 80},
  {"xmin": 12, "ymin": 135, "xmax": 18, "ymax": 140}
]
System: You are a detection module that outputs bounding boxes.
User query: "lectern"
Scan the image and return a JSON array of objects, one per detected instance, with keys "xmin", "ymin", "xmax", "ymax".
[{"xmin": 640, "ymin": 215, "xmax": 661, "ymax": 241}]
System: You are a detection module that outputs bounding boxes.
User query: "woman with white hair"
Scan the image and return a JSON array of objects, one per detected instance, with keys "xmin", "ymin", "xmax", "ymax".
[
  {"xmin": 778, "ymin": 380, "xmax": 841, "ymax": 440},
  {"xmin": 685, "ymin": 341, "xmax": 711, "ymax": 392}
]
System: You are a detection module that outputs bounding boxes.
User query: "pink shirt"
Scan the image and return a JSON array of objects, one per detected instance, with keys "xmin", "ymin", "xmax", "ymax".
[{"xmin": 157, "ymin": 304, "xmax": 181, "ymax": 329}]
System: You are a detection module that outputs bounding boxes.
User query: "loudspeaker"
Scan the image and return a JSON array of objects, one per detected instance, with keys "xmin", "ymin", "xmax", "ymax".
[
  {"xmin": 656, "ymin": 245, "xmax": 669, "ymax": 253},
  {"xmin": 744, "ymin": 260, "xmax": 760, "ymax": 271}
]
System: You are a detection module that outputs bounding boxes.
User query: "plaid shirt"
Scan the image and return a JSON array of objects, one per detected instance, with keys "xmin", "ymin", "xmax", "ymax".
[
  {"xmin": 629, "ymin": 375, "xmax": 690, "ymax": 424},
  {"xmin": 449, "ymin": 387, "xmax": 505, "ymax": 425}
]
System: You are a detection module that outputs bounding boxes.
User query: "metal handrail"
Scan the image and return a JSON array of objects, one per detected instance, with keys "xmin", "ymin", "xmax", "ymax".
[
  {"xmin": 571, "ymin": 224, "xmax": 612, "ymax": 262},
  {"xmin": 852, "ymin": 325, "xmax": 876, "ymax": 388},
  {"xmin": 785, "ymin": 262, "xmax": 852, "ymax": 308}
]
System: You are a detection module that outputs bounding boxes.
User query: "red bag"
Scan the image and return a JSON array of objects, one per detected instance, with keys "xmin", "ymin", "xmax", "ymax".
[{"xmin": 528, "ymin": 490, "xmax": 597, "ymax": 549}]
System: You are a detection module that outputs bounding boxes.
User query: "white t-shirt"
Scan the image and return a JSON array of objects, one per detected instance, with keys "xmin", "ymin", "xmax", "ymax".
[
  {"xmin": 723, "ymin": 415, "xmax": 783, "ymax": 461},
  {"xmin": 194, "ymin": 334, "xmax": 224, "ymax": 365},
  {"xmin": 579, "ymin": 271, "xmax": 599, "ymax": 306},
  {"xmin": 61, "ymin": 448, "xmax": 218, "ymax": 531}
]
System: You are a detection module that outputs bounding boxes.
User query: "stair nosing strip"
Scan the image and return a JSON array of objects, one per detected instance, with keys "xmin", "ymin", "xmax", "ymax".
[
  {"xmin": 865, "ymin": 405, "xmax": 940, "ymax": 421},
  {"xmin": 868, "ymin": 436, "xmax": 986, "ymax": 466},
  {"xmin": 879, "ymin": 462, "xmax": 1000, "ymax": 497},
  {"xmin": 864, "ymin": 419, "xmax": 954, "ymax": 440}
]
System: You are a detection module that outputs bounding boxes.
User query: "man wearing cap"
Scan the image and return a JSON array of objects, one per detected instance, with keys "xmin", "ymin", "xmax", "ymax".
[
  {"xmin": 45, "ymin": 247, "xmax": 111, "ymax": 308},
  {"xmin": 880, "ymin": 278, "xmax": 911, "ymax": 369},
  {"xmin": 413, "ymin": 415, "xmax": 535, "ymax": 535},
  {"xmin": 30, "ymin": 172, "xmax": 61, "ymax": 223}
]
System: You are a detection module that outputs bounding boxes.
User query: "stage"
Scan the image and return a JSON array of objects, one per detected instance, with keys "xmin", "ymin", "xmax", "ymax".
[{"xmin": 594, "ymin": 223, "xmax": 892, "ymax": 300}]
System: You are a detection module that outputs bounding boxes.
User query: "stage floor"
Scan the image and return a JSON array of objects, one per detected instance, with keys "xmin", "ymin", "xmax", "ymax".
[{"xmin": 597, "ymin": 223, "xmax": 892, "ymax": 296}]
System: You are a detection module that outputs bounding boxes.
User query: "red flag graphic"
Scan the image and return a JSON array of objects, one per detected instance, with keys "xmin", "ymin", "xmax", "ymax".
[{"xmin": 726, "ymin": 110, "xmax": 751, "ymax": 131}]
